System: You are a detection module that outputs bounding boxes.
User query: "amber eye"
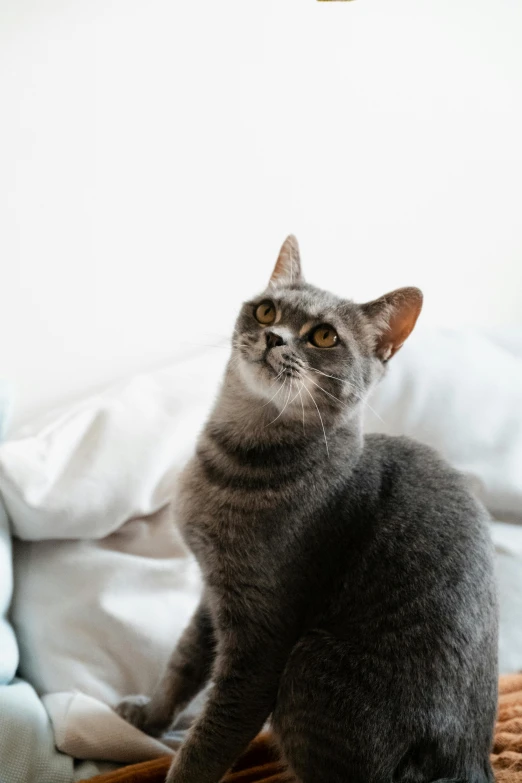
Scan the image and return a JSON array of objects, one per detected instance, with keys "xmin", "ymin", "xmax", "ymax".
[
  {"xmin": 310, "ymin": 324, "xmax": 338, "ymax": 348},
  {"xmin": 255, "ymin": 300, "xmax": 276, "ymax": 325}
]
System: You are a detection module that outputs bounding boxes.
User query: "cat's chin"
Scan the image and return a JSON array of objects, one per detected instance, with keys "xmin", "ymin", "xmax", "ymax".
[
  {"xmin": 236, "ymin": 355, "xmax": 274, "ymax": 398},
  {"xmin": 235, "ymin": 353, "xmax": 293, "ymax": 407}
]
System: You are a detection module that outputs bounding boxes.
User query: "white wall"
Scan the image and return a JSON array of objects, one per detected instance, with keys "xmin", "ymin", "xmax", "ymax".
[{"xmin": 1, "ymin": 0, "xmax": 522, "ymax": 428}]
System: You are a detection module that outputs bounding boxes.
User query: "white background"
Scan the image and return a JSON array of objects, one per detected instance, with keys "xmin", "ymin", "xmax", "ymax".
[{"xmin": 1, "ymin": 0, "xmax": 522, "ymax": 427}]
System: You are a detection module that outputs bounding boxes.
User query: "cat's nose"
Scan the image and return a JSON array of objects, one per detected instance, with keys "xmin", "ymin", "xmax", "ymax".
[{"xmin": 265, "ymin": 331, "xmax": 285, "ymax": 350}]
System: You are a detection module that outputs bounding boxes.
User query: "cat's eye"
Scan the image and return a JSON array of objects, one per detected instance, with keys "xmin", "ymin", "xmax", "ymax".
[
  {"xmin": 310, "ymin": 325, "xmax": 338, "ymax": 348},
  {"xmin": 255, "ymin": 300, "xmax": 276, "ymax": 325}
]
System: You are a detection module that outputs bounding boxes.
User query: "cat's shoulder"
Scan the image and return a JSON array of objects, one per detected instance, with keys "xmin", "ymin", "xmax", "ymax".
[
  {"xmin": 355, "ymin": 433, "xmax": 491, "ymax": 554},
  {"xmin": 364, "ymin": 431, "xmax": 447, "ymax": 464},
  {"xmin": 360, "ymin": 432, "xmax": 467, "ymax": 489}
]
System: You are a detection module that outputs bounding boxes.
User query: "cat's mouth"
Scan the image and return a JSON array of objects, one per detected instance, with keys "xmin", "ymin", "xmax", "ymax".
[
  {"xmin": 241, "ymin": 346, "xmax": 302, "ymax": 381},
  {"xmin": 236, "ymin": 340, "xmax": 308, "ymax": 406},
  {"xmin": 263, "ymin": 351, "xmax": 303, "ymax": 381}
]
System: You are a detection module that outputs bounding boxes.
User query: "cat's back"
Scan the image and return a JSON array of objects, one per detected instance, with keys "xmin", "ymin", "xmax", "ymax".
[
  {"xmin": 327, "ymin": 431, "xmax": 497, "ymax": 646},
  {"xmin": 276, "ymin": 436, "xmax": 498, "ymax": 783},
  {"xmin": 351, "ymin": 431, "xmax": 490, "ymax": 542}
]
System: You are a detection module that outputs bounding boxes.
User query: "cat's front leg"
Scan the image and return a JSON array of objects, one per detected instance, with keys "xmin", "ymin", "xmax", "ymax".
[
  {"xmin": 115, "ymin": 598, "xmax": 215, "ymax": 737},
  {"xmin": 164, "ymin": 637, "xmax": 285, "ymax": 783}
]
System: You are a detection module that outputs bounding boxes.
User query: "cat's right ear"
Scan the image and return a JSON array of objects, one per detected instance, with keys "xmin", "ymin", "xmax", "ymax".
[
  {"xmin": 269, "ymin": 235, "xmax": 304, "ymax": 288},
  {"xmin": 361, "ymin": 287, "xmax": 423, "ymax": 362}
]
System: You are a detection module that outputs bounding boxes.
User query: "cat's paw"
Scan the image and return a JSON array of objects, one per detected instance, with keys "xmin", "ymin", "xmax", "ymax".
[{"xmin": 114, "ymin": 694, "xmax": 153, "ymax": 731}]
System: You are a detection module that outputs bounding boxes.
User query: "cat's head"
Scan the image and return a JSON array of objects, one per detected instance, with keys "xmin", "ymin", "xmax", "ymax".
[{"xmin": 233, "ymin": 235, "xmax": 422, "ymax": 425}]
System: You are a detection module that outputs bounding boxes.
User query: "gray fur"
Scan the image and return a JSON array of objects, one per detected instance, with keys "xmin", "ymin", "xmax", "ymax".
[{"xmin": 116, "ymin": 237, "xmax": 498, "ymax": 783}]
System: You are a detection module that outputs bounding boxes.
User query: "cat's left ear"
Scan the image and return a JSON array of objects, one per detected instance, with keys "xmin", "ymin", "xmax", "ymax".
[
  {"xmin": 269, "ymin": 235, "xmax": 304, "ymax": 288},
  {"xmin": 361, "ymin": 287, "xmax": 423, "ymax": 361}
]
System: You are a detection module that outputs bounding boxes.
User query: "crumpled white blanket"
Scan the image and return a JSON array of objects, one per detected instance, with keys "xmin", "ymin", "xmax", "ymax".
[
  {"xmin": 0, "ymin": 328, "xmax": 521, "ymax": 764},
  {"xmin": 0, "ymin": 346, "xmax": 227, "ymax": 763}
]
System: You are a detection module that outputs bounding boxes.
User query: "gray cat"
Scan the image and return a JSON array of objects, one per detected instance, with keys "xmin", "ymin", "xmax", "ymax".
[{"xmin": 116, "ymin": 236, "xmax": 498, "ymax": 783}]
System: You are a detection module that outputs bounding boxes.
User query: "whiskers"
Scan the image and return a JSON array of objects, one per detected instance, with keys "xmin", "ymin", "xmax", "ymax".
[
  {"xmin": 264, "ymin": 376, "xmax": 294, "ymax": 427},
  {"xmin": 263, "ymin": 363, "xmax": 308, "ymax": 429},
  {"xmin": 308, "ymin": 367, "xmax": 385, "ymax": 425},
  {"xmin": 262, "ymin": 370, "xmax": 286, "ymax": 408},
  {"xmin": 259, "ymin": 360, "xmax": 331, "ymax": 455},
  {"xmin": 302, "ymin": 385, "xmax": 329, "ymax": 457},
  {"xmin": 261, "ymin": 367, "xmax": 330, "ymax": 456},
  {"xmin": 233, "ymin": 340, "xmax": 254, "ymax": 355},
  {"xmin": 298, "ymin": 385, "xmax": 306, "ymax": 436}
]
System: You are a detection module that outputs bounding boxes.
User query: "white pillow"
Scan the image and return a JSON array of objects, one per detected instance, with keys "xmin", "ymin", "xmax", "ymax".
[
  {"xmin": 0, "ymin": 346, "xmax": 229, "ymax": 762},
  {"xmin": 365, "ymin": 327, "xmax": 522, "ymax": 525},
  {"xmin": 0, "ymin": 380, "xmax": 17, "ymax": 686},
  {"xmin": 0, "ymin": 500, "xmax": 18, "ymax": 686}
]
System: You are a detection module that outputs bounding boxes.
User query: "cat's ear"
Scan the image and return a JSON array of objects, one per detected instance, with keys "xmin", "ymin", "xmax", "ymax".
[
  {"xmin": 361, "ymin": 287, "xmax": 423, "ymax": 361},
  {"xmin": 269, "ymin": 235, "xmax": 303, "ymax": 288}
]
